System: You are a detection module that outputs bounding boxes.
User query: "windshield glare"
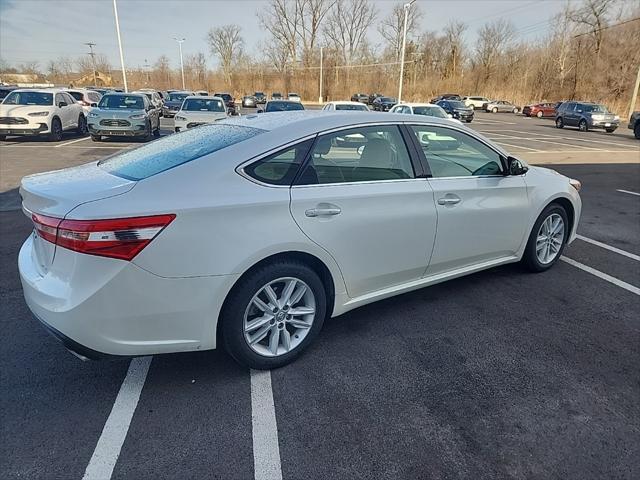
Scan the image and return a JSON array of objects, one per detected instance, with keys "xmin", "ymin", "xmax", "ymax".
[
  {"xmin": 182, "ymin": 98, "xmax": 225, "ymax": 112},
  {"xmin": 2, "ymin": 91, "xmax": 53, "ymax": 106},
  {"xmin": 413, "ymin": 106, "xmax": 447, "ymax": 118},
  {"xmin": 99, "ymin": 95, "xmax": 145, "ymax": 109},
  {"xmin": 335, "ymin": 104, "xmax": 368, "ymax": 111}
]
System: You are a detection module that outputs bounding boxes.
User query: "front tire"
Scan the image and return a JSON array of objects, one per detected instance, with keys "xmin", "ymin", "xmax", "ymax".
[
  {"xmin": 76, "ymin": 115, "xmax": 87, "ymax": 135},
  {"xmin": 91, "ymin": 134, "xmax": 101, "ymax": 142},
  {"xmin": 48, "ymin": 118, "xmax": 63, "ymax": 142},
  {"xmin": 492, "ymin": 107, "xmax": 498, "ymax": 113},
  {"xmin": 513, "ymin": 107, "xmax": 519, "ymax": 114},
  {"xmin": 536, "ymin": 111, "xmax": 543, "ymax": 118},
  {"xmin": 605, "ymin": 128, "xmax": 616, "ymax": 133},
  {"xmin": 634, "ymin": 123, "xmax": 640, "ymax": 139},
  {"xmin": 0, "ymin": 135, "xmax": 6, "ymax": 141},
  {"xmin": 221, "ymin": 260, "xmax": 327, "ymax": 369},
  {"xmin": 578, "ymin": 119, "xmax": 588, "ymax": 132},
  {"xmin": 522, "ymin": 204, "xmax": 568, "ymax": 272}
]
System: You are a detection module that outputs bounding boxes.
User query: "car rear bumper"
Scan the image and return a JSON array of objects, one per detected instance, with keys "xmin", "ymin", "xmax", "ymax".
[{"xmin": 19, "ymin": 234, "xmax": 238, "ymax": 357}]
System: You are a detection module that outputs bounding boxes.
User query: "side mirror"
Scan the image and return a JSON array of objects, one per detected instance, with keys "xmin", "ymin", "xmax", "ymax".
[
  {"xmin": 577, "ymin": 109, "xmax": 582, "ymax": 113},
  {"xmin": 58, "ymin": 101, "xmax": 67, "ymax": 108},
  {"xmin": 507, "ymin": 156, "xmax": 528, "ymax": 175},
  {"xmin": 90, "ymin": 103, "xmax": 98, "ymax": 108}
]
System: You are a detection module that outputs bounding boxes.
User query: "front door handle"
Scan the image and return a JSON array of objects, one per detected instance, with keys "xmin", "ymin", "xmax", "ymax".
[
  {"xmin": 437, "ymin": 196, "xmax": 461, "ymax": 205},
  {"xmin": 305, "ymin": 204, "xmax": 342, "ymax": 217}
]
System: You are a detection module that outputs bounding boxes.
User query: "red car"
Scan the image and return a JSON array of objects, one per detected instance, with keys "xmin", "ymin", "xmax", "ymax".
[{"xmin": 523, "ymin": 102, "xmax": 559, "ymax": 118}]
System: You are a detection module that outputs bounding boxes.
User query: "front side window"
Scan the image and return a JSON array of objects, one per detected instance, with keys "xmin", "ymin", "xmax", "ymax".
[
  {"xmin": 410, "ymin": 125, "xmax": 503, "ymax": 178},
  {"xmin": 244, "ymin": 139, "xmax": 313, "ymax": 186},
  {"xmin": 297, "ymin": 125, "xmax": 414, "ymax": 185}
]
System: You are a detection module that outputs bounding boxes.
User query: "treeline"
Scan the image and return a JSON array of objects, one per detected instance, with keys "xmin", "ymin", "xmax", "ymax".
[{"xmin": 2, "ymin": 0, "xmax": 638, "ymax": 115}]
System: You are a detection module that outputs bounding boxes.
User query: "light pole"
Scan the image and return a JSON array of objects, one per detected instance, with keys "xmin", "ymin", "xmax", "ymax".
[
  {"xmin": 112, "ymin": 0, "xmax": 128, "ymax": 92},
  {"xmin": 173, "ymin": 37, "xmax": 186, "ymax": 90},
  {"xmin": 397, "ymin": 0, "xmax": 416, "ymax": 103}
]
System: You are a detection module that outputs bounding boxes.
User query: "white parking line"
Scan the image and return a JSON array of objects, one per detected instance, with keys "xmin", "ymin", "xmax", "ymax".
[
  {"xmin": 54, "ymin": 137, "xmax": 91, "ymax": 148},
  {"xmin": 576, "ymin": 235, "xmax": 640, "ymax": 261},
  {"xmin": 560, "ymin": 256, "xmax": 640, "ymax": 296},
  {"xmin": 493, "ymin": 141, "xmax": 543, "ymax": 152},
  {"xmin": 617, "ymin": 189, "xmax": 640, "ymax": 197},
  {"xmin": 82, "ymin": 357, "xmax": 152, "ymax": 480},
  {"xmin": 250, "ymin": 369, "xmax": 283, "ymax": 480}
]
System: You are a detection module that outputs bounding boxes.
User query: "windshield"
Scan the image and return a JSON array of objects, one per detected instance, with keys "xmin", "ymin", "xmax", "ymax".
[
  {"xmin": 335, "ymin": 104, "xmax": 368, "ymax": 111},
  {"xmin": 98, "ymin": 95, "xmax": 145, "ymax": 110},
  {"xmin": 448, "ymin": 101, "xmax": 467, "ymax": 109},
  {"xmin": 265, "ymin": 101, "xmax": 304, "ymax": 112},
  {"xmin": 584, "ymin": 104, "xmax": 609, "ymax": 113},
  {"xmin": 2, "ymin": 91, "xmax": 53, "ymax": 106},
  {"xmin": 413, "ymin": 106, "xmax": 447, "ymax": 118},
  {"xmin": 215, "ymin": 94, "xmax": 232, "ymax": 102},
  {"xmin": 169, "ymin": 93, "xmax": 189, "ymax": 101},
  {"xmin": 99, "ymin": 124, "xmax": 265, "ymax": 180},
  {"xmin": 182, "ymin": 98, "xmax": 225, "ymax": 112}
]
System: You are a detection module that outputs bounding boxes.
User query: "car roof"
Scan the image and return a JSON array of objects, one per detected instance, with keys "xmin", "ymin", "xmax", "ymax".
[
  {"xmin": 184, "ymin": 95, "xmax": 223, "ymax": 100},
  {"xmin": 103, "ymin": 92, "xmax": 146, "ymax": 97},
  {"xmin": 11, "ymin": 88, "xmax": 69, "ymax": 94},
  {"xmin": 396, "ymin": 103, "xmax": 440, "ymax": 107},
  {"xmin": 328, "ymin": 101, "xmax": 367, "ymax": 105}
]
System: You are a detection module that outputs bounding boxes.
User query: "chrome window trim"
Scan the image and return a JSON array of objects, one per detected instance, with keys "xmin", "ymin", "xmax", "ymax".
[{"xmin": 292, "ymin": 177, "xmax": 426, "ymax": 189}]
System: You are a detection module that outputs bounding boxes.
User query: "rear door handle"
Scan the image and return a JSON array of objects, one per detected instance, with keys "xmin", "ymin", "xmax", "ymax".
[
  {"xmin": 305, "ymin": 204, "xmax": 342, "ymax": 217},
  {"xmin": 437, "ymin": 196, "xmax": 461, "ymax": 205}
]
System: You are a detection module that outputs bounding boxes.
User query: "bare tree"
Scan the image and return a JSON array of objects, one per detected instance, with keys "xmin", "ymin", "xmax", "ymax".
[
  {"xmin": 207, "ymin": 24, "xmax": 244, "ymax": 85},
  {"xmin": 323, "ymin": 0, "xmax": 377, "ymax": 65},
  {"xmin": 185, "ymin": 53, "xmax": 207, "ymax": 88},
  {"xmin": 77, "ymin": 53, "xmax": 110, "ymax": 75},
  {"xmin": 570, "ymin": 0, "xmax": 616, "ymax": 54},
  {"xmin": 378, "ymin": 1, "xmax": 422, "ymax": 61},
  {"xmin": 442, "ymin": 21, "xmax": 466, "ymax": 79},
  {"xmin": 475, "ymin": 19, "xmax": 515, "ymax": 84}
]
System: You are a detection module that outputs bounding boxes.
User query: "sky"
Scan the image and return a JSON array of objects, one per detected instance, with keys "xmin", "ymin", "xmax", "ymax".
[{"xmin": 0, "ymin": 0, "xmax": 567, "ymax": 71}]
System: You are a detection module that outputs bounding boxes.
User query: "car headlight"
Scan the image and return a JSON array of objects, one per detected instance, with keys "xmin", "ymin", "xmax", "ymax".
[
  {"xmin": 28, "ymin": 111, "xmax": 49, "ymax": 117},
  {"xmin": 175, "ymin": 115, "xmax": 187, "ymax": 121},
  {"xmin": 614, "ymin": 115, "xmax": 620, "ymax": 121},
  {"xmin": 88, "ymin": 112, "xmax": 100, "ymax": 118},
  {"xmin": 129, "ymin": 114, "xmax": 146, "ymax": 120},
  {"xmin": 569, "ymin": 178, "xmax": 582, "ymax": 192}
]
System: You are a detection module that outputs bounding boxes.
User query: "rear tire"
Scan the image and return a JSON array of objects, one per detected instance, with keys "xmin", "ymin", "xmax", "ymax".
[
  {"xmin": 0, "ymin": 135, "xmax": 6, "ymax": 141},
  {"xmin": 634, "ymin": 123, "xmax": 640, "ymax": 139},
  {"xmin": 153, "ymin": 121, "xmax": 161, "ymax": 137},
  {"xmin": 555, "ymin": 117, "xmax": 564, "ymax": 129},
  {"xmin": 91, "ymin": 135, "xmax": 101, "ymax": 142},
  {"xmin": 221, "ymin": 260, "xmax": 327, "ymax": 369},
  {"xmin": 522, "ymin": 204, "xmax": 568, "ymax": 273},
  {"xmin": 536, "ymin": 111, "xmax": 543, "ymax": 118},
  {"xmin": 578, "ymin": 119, "xmax": 588, "ymax": 132},
  {"xmin": 142, "ymin": 121, "xmax": 152, "ymax": 142},
  {"xmin": 492, "ymin": 107, "xmax": 498, "ymax": 113},
  {"xmin": 48, "ymin": 118, "xmax": 63, "ymax": 142},
  {"xmin": 76, "ymin": 115, "xmax": 87, "ymax": 135},
  {"xmin": 465, "ymin": 118, "xmax": 472, "ymax": 123},
  {"xmin": 513, "ymin": 107, "xmax": 519, "ymax": 114}
]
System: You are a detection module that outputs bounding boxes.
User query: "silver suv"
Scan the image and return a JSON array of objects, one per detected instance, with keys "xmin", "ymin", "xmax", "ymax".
[{"xmin": 555, "ymin": 101, "xmax": 619, "ymax": 133}]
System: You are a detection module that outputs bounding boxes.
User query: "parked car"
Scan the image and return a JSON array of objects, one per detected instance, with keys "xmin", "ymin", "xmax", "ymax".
[
  {"xmin": 18, "ymin": 111, "xmax": 582, "ymax": 369},
  {"xmin": 271, "ymin": 92, "xmax": 283, "ymax": 100},
  {"xmin": 65, "ymin": 89, "xmax": 103, "ymax": 115},
  {"xmin": 254, "ymin": 92, "xmax": 267, "ymax": 104},
  {"xmin": 367, "ymin": 93, "xmax": 383, "ymax": 105},
  {"xmin": 87, "ymin": 92, "xmax": 160, "ymax": 141},
  {"xmin": 133, "ymin": 90, "xmax": 164, "ymax": 114},
  {"xmin": 372, "ymin": 96, "xmax": 397, "ymax": 111},
  {"xmin": 522, "ymin": 102, "xmax": 558, "ymax": 118},
  {"xmin": 195, "ymin": 90, "xmax": 209, "ymax": 96},
  {"xmin": 322, "ymin": 101, "xmax": 369, "ymax": 111},
  {"xmin": 262, "ymin": 100, "xmax": 305, "ymax": 112},
  {"xmin": 214, "ymin": 92, "xmax": 238, "ymax": 115},
  {"xmin": 628, "ymin": 111, "xmax": 640, "ymax": 139},
  {"xmin": 462, "ymin": 96, "xmax": 490, "ymax": 110},
  {"xmin": 436, "ymin": 99, "xmax": 474, "ymax": 123},
  {"xmin": 0, "ymin": 85, "xmax": 18, "ymax": 100},
  {"xmin": 431, "ymin": 94, "xmax": 462, "ymax": 103},
  {"xmin": 0, "ymin": 88, "xmax": 86, "ymax": 141},
  {"xmin": 483, "ymin": 100, "xmax": 520, "ymax": 114},
  {"xmin": 350, "ymin": 93, "xmax": 369, "ymax": 103},
  {"xmin": 242, "ymin": 95, "xmax": 257, "ymax": 108},
  {"xmin": 163, "ymin": 91, "xmax": 194, "ymax": 118},
  {"xmin": 288, "ymin": 93, "xmax": 302, "ymax": 102},
  {"xmin": 555, "ymin": 101, "xmax": 619, "ymax": 133},
  {"xmin": 390, "ymin": 103, "xmax": 462, "ymax": 125},
  {"xmin": 174, "ymin": 96, "xmax": 227, "ymax": 132}
]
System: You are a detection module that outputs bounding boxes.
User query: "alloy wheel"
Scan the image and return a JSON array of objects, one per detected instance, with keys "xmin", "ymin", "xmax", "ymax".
[
  {"xmin": 536, "ymin": 213, "xmax": 565, "ymax": 264},
  {"xmin": 579, "ymin": 120, "xmax": 588, "ymax": 132},
  {"xmin": 243, "ymin": 277, "xmax": 316, "ymax": 357}
]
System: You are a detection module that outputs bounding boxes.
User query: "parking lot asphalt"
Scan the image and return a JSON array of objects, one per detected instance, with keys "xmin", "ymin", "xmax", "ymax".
[{"xmin": 1, "ymin": 110, "xmax": 639, "ymax": 479}]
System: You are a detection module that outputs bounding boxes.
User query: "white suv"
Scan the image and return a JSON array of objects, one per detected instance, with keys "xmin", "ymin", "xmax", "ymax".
[
  {"xmin": 463, "ymin": 96, "xmax": 490, "ymax": 110},
  {"xmin": 0, "ymin": 88, "xmax": 86, "ymax": 141}
]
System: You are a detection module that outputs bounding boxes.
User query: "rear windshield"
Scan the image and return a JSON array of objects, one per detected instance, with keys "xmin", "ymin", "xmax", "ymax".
[
  {"xmin": 335, "ymin": 104, "xmax": 368, "ymax": 111},
  {"xmin": 3, "ymin": 91, "xmax": 53, "ymax": 105},
  {"xmin": 182, "ymin": 98, "xmax": 225, "ymax": 112},
  {"xmin": 413, "ymin": 106, "xmax": 447, "ymax": 118},
  {"xmin": 265, "ymin": 101, "xmax": 304, "ymax": 112},
  {"xmin": 99, "ymin": 95, "xmax": 144, "ymax": 109},
  {"xmin": 99, "ymin": 124, "xmax": 265, "ymax": 180},
  {"xmin": 169, "ymin": 93, "xmax": 189, "ymax": 101}
]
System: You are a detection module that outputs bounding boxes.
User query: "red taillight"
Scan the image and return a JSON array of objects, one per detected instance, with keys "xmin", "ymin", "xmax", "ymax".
[{"xmin": 32, "ymin": 213, "xmax": 175, "ymax": 261}]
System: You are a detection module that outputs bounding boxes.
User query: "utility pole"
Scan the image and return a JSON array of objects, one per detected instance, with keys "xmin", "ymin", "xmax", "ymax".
[
  {"xmin": 84, "ymin": 42, "xmax": 98, "ymax": 85},
  {"xmin": 398, "ymin": 0, "xmax": 416, "ymax": 103},
  {"xmin": 112, "ymin": 0, "xmax": 128, "ymax": 92},
  {"xmin": 144, "ymin": 58, "xmax": 150, "ymax": 85},
  {"xmin": 628, "ymin": 64, "xmax": 640, "ymax": 120},
  {"xmin": 173, "ymin": 37, "xmax": 186, "ymax": 90},
  {"xmin": 318, "ymin": 47, "xmax": 323, "ymax": 103}
]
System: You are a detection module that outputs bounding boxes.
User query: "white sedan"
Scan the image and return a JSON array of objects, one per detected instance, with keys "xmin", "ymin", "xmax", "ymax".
[
  {"xmin": 390, "ymin": 102, "xmax": 462, "ymax": 124},
  {"xmin": 174, "ymin": 96, "xmax": 228, "ymax": 132},
  {"xmin": 18, "ymin": 112, "xmax": 581, "ymax": 369},
  {"xmin": 322, "ymin": 101, "xmax": 369, "ymax": 111}
]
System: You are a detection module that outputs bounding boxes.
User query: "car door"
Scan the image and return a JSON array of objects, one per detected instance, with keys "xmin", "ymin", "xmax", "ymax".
[
  {"xmin": 289, "ymin": 124, "xmax": 437, "ymax": 298},
  {"xmin": 55, "ymin": 93, "xmax": 71, "ymax": 129},
  {"xmin": 63, "ymin": 92, "xmax": 80, "ymax": 127},
  {"xmin": 407, "ymin": 123, "xmax": 530, "ymax": 276},
  {"xmin": 563, "ymin": 102, "xmax": 578, "ymax": 126}
]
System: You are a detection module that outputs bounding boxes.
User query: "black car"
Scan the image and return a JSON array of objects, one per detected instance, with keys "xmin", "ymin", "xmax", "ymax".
[
  {"xmin": 254, "ymin": 91, "xmax": 267, "ymax": 104},
  {"xmin": 431, "ymin": 93, "xmax": 462, "ymax": 103},
  {"xmin": 628, "ymin": 111, "xmax": 640, "ymax": 139},
  {"xmin": 372, "ymin": 96, "xmax": 397, "ymax": 111},
  {"xmin": 242, "ymin": 95, "xmax": 257, "ymax": 108},
  {"xmin": 162, "ymin": 91, "xmax": 192, "ymax": 117},
  {"xmin": 262, "ymin": 100, "xmax": 305, "ymax": 112},
  {"xmin": 214, "ymin": 93, "xmax": 238, "ymax": 115},
  {"xmin": 437, "ymin": 100, "xmax": 474, "ymax": 123},
  {"xmin": 351, "ymin": 93, "xmax": 369, "ymax": 103},
  {"xmin": 271, "ymin": 92, "xmax": 283, "ymax": 100},
  {"xmin": 368, "ymin": 93, "xmax": 383, "ymax": 105}
]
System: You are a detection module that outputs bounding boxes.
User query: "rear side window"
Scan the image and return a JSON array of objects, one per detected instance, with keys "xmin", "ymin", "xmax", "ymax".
[
  {"xmin": 243, "ymin": 139, "xmax": 313, "ymax": 186},
  {"xmin": 99, "ymin": 124, "xmax": 265, "ymax": 180}
]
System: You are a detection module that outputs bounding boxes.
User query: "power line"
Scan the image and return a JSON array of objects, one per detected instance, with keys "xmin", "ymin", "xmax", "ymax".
[
  {"xmin": 84, "ymin": 42, "xmax": 97, "ymax": 85},
  {"xmin": 573, "ymin": 16, "xmax": 640, "ymax": 38}
]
